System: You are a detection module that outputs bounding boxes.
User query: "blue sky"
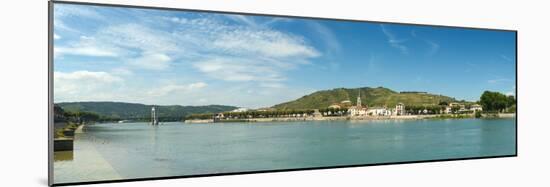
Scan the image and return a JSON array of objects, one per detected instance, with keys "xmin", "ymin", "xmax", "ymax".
[{"xmin": 53, "ymin": 4, "xmax": 516, "ymax": 108}]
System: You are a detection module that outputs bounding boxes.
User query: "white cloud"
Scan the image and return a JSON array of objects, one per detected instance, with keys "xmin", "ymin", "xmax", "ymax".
[
  {"xmin": 54, "ymin": 4, "xmax": 104, "ymax": 33},
  {"xmin": 211, "ymin": 29, "xmax": 320, "ymax": 58},
  {"xmin": 53, "ymin": 8, "xmax": 322, "ymax": 107},
  {"xmin": 54, "ymin": 33, "xmax": 61, "ymax": 40},
  {"xmin": 167, "ymin": 16, "xmax": 320, "ymax": 85},
  {"xmin": 487, "ymin": 78, "xmax": 511, "ymax": 84},
  {"xmin": 147, "ymin": 82, "xmax": 207, "ymax": 97},
  {"xmin": 410, "ymin": 30, "xmax": 440, "ymax": 56},
  {"xmin": 54, "ymin": 36, "xmax": 120, "ymax": 57},
  {"xmin": 54, "ymin": 5, "xmax": 104, "ymax": 20},
  {"xmin": 193, "ymin": 58, "xmax": 285, "ymax": 82},
  {"xmin": 426, "ymin": 40, "xmax": 440, "ymax": 56},
  {"xmin": 380, "ymin": 24, "xmax": 408, "ymax": 54},
  {"xmin": 259, "ymin": 82, "xmax": 285, "ymax": 88},
  {"xmin": 128, "ymin": 53, "xmax": 171, "ymax": 70},
  {"xmin": 308, "ymin": 22, "xmax": 341, "ymax": 53},
  {"xmin": 167, "ymin": 16, "xmax": 188, "ymax": 24},
  {"xmin": 500, "ymin": 55, "xmax": 513, "ymax": 63},
  {"xmin": 110, "ymin": 67, "xmax": 133, "ymax": 76},
  {"xmin": 226, "ymin": 15, "xmax": 259, "ymax": 28},
  {"xmin": 225, "ymin": 15, "xmax": 292, "ymax": 29},
  {"xmin": 99, "ymin": 24, "xmax": 178, "ymax": 54},
  {"xmin": 55, "ymin": 46, "xmax": 118, "ymax": 57},
  {"xmin": 54, "ymin": 71, "xmax": 123, "ymax": 101}
]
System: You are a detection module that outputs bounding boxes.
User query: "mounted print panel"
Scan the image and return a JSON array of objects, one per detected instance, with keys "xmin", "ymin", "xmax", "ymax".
[{"xmin": 49, "ymin": 1, "xmax": 517, "ymax": 186}]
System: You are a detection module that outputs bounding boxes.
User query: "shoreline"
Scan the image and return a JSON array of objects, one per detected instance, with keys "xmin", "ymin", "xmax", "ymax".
[
  {"xmin": 184, "ymin": 113, "xmax": 516, "ymax": 124},
  {"xmin": 75, "ymin": 124, "xmax": 85, "ymax": 133}
]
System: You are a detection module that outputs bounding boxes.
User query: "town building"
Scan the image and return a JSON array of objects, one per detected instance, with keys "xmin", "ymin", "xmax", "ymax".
[
  {"xmin": 367, "ymin": 107, "xmax": 391, "ymax": 116},
  {"xmin": 348, "ymin": 91, "xmax": 368, "ymax": 116},
  {"xmin": 470, "ymin": 104, "xmax": 483, "ymax": 112},
  {"xmin": 445, "ymin": 102, "xmax": 471, "ymax": 114},
  {"xmin": 395, "ymin": 103, "xmax": 405, "ymax": 116}
]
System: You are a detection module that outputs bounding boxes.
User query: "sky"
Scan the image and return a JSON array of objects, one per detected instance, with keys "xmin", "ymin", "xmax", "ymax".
[{"xmin": 53, "ymin": 4, "xmax": 516, "ymax": 108}]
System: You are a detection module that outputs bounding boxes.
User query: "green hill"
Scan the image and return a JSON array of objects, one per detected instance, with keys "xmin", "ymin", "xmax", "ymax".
[
  {"xmin": 273, "ymin": 87, "xmax": 457, "ymax": 109},
  {"xmin": 56, "ymin": 101, "xmax": 237, "ymax": 121}
]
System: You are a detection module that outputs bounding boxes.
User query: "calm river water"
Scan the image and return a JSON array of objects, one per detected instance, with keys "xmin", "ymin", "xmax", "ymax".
[{"xmin": 54, "ymin": 118, "xmax": 516, "ymax": 184}]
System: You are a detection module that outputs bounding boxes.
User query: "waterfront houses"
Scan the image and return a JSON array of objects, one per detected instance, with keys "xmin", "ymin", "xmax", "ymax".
[
  {"xmin": 444, "ymin": 102, "xmax": 483, "ymax": 114},
  {"xmin": 367, "ymin": 107, "xmax": 391, "ymax": 116},
  {"xmin": 470, "ymin": 104, "xmax": 483, "ymax": 112},
  {"xmin": 395, "ymin": 103, "xmax": 405, "ymax": 116}
]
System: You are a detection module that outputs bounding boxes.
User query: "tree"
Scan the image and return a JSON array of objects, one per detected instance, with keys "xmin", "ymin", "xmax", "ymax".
[
  {"xmin": 480, "ymin": 91, "xmax": 513, "ymax": 112},
  {"xmin": 507, "ymin": 95, "xmax": 516, "ymax": 107},
  {"xmin": 475, "ymin": 111, "xmax": 482, "ymax": 118},
  {"xmin": 451, "ymin": 106, "xmax": 460, "ymax": 114}
]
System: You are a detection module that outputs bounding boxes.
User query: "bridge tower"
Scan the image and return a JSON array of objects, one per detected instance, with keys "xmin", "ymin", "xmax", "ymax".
[{"xmin": 151, "ymin": 106, "xmax": 159, "ymax": 125}]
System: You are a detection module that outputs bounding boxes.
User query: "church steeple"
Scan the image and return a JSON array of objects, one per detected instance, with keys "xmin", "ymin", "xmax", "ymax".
[{"xmin": 357, "ymin": 90, "xmax": 362, "ymax": 107}]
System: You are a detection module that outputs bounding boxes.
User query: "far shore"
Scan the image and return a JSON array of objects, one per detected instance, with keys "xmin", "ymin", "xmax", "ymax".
[{"xmin": 184, "ymin": 113, "xmax": 516, "ymax": 124}]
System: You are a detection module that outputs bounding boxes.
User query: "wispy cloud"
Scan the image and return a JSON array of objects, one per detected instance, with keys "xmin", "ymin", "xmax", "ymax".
[
  {"xmin": 426, "ymin": 40, "xmax": 440, "ymax": 56},
  {"xmin": 193, "ymin": 57, "xmax": 286, "ymax": 82},
  {"xmin": 54, "ymin": 36, "xmax": 120, "ymax": 57},
  {"xmin": 411, "ymin": 30, "xmax": 440, "ymax": 56},
  {"xmin": 225, "ymin": 15, "xmax": 291, "ymax": 29},
  {"xmin": 211, "ymin": 28, "xmax": 320, "ymax": 58},
  {"xmin": 147, "ymin": 82, "xmax": 207, "ymax": 97},
  {"xmin": 54, "ymin": 5, "xmax": 321, "ymax": 106},
  {"xmin": 500, "ymin": 55, "xmax": 513, "ymax": 63},
  {"xmin": 53, "ymin": 4, "xmax": 104, "ymax": 33},
  {"xmin": 128, "ymin": 52, "xmax": 171, "ymax": 70},
  {"xmin": 380, "ymin": 24, "xmax": 408, "ymax": 54},
  {"xmin": 308, "ymin": 22, "xmax": 341, "ymax": 53},
  {"xmin": 54, "ymin": 71, "xmax": 123, "ymax": 101},
  {"xmin": 226, "ymin": 15, "xmax": 259, "ymax": 28},
  {"xmin": 487, "ymin": 78, "xmax": 511, "ymax": 84},
  {"xmin": 54, "ymin": 46, "xmax": 118, "ymax": 57}
]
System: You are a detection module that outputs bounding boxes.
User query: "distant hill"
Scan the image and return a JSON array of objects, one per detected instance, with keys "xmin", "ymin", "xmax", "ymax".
[
  {"xmin": 56, "ymin": 101, "xmax": 238, "ymax": 121},
  {"xmin": 273, "ymin": 87, "xmax": 457, "ymax": 110}
]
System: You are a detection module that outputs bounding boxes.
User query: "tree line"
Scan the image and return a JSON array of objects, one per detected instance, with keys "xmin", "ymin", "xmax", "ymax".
[
  {"xmin": 185, "ymin": 109, "xmax": 316, "ymax": 120},
  {"xmin": 479, "ymin": 91, "xmax": 516, "ymax": 113},
  {"xmin": 318, "ymin": 108, "xmax": 349, "ymax": 116},
  {"xmin": 54, "ymin": 105, "xmax": 102, "ymax": 123}
]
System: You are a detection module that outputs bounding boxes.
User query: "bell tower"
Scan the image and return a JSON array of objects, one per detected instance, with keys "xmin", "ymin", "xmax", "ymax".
[{"xmin": 357, "ymin": 90, "xmax": 362, "ymax": 107}]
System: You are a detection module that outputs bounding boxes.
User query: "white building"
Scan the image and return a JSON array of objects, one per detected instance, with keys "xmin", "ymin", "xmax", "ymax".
[
  {"xmin": 470, "ymin": 104, "xmax": 483, "ymax": 112},
  {"xmin": 445, "ymin": 106, "xmax": 452, "ymax": 114},
  {"xmin": 445, "ymin": 102, "xmax": 467, "ymax": 114},
  {"xmin": 367, "ymin": 107, "xmax": 391, "ymax": 116},
  {"xmin": 395, "ymin": 103, "xmax": 405, "ymax": 116}
]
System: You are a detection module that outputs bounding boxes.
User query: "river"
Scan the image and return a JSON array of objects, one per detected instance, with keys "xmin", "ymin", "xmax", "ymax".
[{"xmin": 54, "ymin": 118, "xmax": 516, "ymax": 184}]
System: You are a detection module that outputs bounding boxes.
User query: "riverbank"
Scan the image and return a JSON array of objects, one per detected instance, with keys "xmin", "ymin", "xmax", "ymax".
[
  {"xmin": 184, "ymin": 115, "xmax": 434, "ymax": 124},
  {"xmin": 184, "ymin": 113, "xmax": 516, "ymax": 124}
]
